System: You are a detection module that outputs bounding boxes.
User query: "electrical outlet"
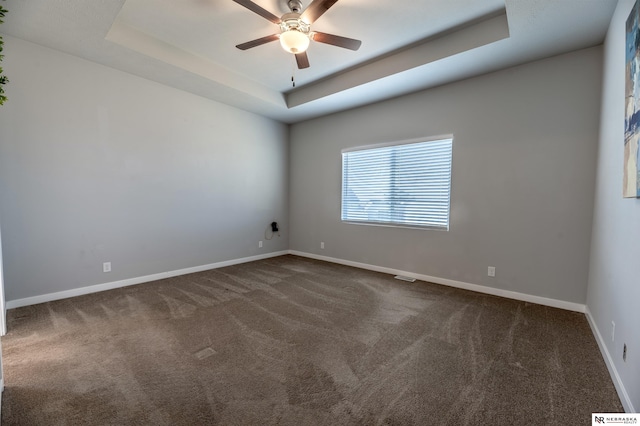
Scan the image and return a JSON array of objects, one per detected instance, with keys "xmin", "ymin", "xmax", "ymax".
[
  {"xmin": 258, "ymin": 241, "xmax": 263, "ymax": 248},
  {"xmin": 623, "ymin": 344, "xmax": 627, "ymax": 362},
  {"xmin": 321, "ymin": 242, "xmax": 325, "ymax": 249},
  {"xmin": 103, "ymin": 262, "xmax": 111, "ymax": 273},
  {"xmin": 612, "ymin": 321, "xmax": 616, "ymax": 342},
  {"xmin": 488, "ymin": 266, "xmax": 496, "ymax": 277}
]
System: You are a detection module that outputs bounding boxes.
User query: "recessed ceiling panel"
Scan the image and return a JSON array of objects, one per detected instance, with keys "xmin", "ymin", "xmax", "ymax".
[
  {"xmin": 113, "ymin": 0, "xmax": 505, "ymax": 91},
  {"xmin": 0, "ymin": 0, "xmax": 617, "ymax": 123}
]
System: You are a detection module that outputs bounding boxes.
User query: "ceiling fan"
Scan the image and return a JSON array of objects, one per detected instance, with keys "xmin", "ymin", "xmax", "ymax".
[{"xmin": 233, "ymin": 0, "xmax": 362, "ymax": 69}]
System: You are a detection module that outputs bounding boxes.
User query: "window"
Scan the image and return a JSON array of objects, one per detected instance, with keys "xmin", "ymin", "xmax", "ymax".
[{"xmin": 341, "ymin": 137, "xmax": 453, "ymax": 230}]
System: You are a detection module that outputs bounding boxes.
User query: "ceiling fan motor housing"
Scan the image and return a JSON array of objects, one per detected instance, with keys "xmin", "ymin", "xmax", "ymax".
[{"xmin": 288, "ymin": 0, "xmax": 303, "ymax": 14}]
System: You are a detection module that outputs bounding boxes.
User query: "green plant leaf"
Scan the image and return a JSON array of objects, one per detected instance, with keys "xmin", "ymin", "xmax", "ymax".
[{"xmin": 0, "ymin": 0, "xmax": 7, "ymax": 106}]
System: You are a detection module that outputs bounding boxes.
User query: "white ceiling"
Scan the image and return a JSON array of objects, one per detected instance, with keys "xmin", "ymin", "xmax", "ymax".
[{"xmin": 0, "ymin": 0, "xmax": 617, "ymax": 123}]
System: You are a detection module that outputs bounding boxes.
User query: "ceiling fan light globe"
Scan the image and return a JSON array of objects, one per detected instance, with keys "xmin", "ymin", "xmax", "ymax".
[{"xmin": 280, "ymin": 30, "xmax": 310, "ymax": 54}]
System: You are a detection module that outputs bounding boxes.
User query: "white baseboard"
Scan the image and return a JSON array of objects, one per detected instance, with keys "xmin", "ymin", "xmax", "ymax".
[
  {"xmin": 5, "ymin": 251, "xmax": 289, "ymax": 309},
  {"xmin": 288, "ymin": 250, "xmax": 586, "ymax": 313},
  {"xmin": 7, "ymin": 250, "xmax": 587, "ymax": 314},
  {"xmin": 585, "ymin": 307, "xmax": 634, "ymax": 413}
]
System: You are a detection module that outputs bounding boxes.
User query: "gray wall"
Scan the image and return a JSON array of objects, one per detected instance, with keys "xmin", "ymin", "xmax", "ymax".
[
  {"xmin": 587, "ymin": 0, "xmax": 640, "ymax": 411},
  {"xmin": 0, "ymin": 37, "xmax": 289, "ymax": 303},
  {"xmin": 290, "ymin": 47, "xmax": 603, "ymax": 304}
]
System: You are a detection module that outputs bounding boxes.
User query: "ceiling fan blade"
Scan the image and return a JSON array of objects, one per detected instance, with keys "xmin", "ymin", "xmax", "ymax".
[
  {"xmin": 232, "ymin": 0, "xmax": 281, "ymax": 24},
  {"xmin": 300, "ymin": 0, "xmax": 339, "ymax": 24},
  {"xmin": 295, "ymin": 52, "xmax": 310, "ymax": 69},
  {"xmin": 311, "ymin": 32, "xmax": 362, "ymax": 51},
  {"xmin": 236, "ymin": 34, "xmax": 280, "ymax": 50}
]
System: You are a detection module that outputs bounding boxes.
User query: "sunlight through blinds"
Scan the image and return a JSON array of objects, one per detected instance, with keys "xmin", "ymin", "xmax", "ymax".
[{"xmin": 341, "ymin": 138, "xmax": 453, "ymax": 230}]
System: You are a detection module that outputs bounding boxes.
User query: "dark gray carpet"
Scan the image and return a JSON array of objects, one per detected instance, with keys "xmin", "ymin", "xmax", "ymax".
[{"xmin": 1, "ymin": 255, "xmax": 622, "ymax": 425}]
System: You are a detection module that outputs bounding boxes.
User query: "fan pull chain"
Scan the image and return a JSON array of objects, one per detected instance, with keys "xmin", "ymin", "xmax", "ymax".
[{"xmin": 291, "ymin": 57, "xmax": 296, "ymax": 88}]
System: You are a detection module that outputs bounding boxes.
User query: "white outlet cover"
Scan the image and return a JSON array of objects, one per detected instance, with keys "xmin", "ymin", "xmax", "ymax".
[
  {"xmin": 612, "ymin": 321, "xmax": 616, "ymax": 342},
  {"xmin": 103, "ymin": 262, "xmax": 111, "ymax": 273}
]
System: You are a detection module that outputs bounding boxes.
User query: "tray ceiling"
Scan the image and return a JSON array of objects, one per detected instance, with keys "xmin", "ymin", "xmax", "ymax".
[{"xmin": 0, "ymin": 0, "xmax": 617, "ymax": 123}]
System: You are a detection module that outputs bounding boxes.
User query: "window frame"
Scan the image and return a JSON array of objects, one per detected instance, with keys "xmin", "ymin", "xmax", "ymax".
[{"xmin": 340, "ymin": 135, "xmax": 453, "ymax": 231}]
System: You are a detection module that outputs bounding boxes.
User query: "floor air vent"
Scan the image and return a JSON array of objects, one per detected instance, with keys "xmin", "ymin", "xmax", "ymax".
[{"xmin": 394, "ymin": 275, "xmax": 416, "ymax": 282}]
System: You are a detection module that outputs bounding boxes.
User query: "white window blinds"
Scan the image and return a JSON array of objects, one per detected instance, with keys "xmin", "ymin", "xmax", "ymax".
[{"xmin": 341, "ymin": 138, "xmax": 453, "ymax": 230}]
